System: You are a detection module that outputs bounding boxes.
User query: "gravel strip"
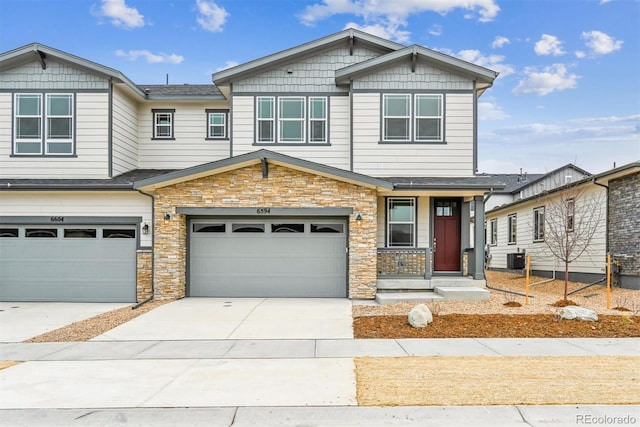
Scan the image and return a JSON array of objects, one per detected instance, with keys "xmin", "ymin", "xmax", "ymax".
[{"xmin": 353, "ymin": 271, "xmax": 640, "ymax": 317}]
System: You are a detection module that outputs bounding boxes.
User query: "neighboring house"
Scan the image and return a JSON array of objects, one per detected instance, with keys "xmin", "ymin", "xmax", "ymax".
[
  {"xmin": 0, "ymin": 30, "xmax": 504, "ymax": 303},
  {"xmin": 485, "ymin": 162, "xmax": 640, "ymax": 290}
]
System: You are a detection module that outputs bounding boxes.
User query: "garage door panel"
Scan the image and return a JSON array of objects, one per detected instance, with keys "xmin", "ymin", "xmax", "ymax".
[
  {"xmin": 189, "ymin": 218, "xmax": 347, "ymax": 298},
  {"xmin": 0, "ymin": 225, "xmax": 136, "ymax": 302}
]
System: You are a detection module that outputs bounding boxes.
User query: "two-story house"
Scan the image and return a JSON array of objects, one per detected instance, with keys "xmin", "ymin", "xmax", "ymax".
[{"xmin": 0, "ymin": 29, "xmax": 504, "ymax": 303}]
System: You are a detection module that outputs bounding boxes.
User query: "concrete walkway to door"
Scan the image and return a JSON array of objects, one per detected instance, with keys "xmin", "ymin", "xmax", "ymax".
[{"xmin": 93, "ymin": 298, "xmax": 353, "ymax": 341}]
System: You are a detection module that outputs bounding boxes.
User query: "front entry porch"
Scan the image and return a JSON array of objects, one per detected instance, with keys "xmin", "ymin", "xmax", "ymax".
[{"xmin": 376, "ymin": 248, "xmax": 489, "ymax": 304}]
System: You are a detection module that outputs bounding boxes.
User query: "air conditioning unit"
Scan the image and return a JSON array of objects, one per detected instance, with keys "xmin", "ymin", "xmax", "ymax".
[{"xmin": 507, "ymin": 253, "xmax": 525, "ymax": 269}]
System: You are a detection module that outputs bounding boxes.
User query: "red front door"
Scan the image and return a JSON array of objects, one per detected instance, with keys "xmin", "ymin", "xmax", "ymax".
[{"xmin": 434, "ymin": 199, "xmax": 461, "ymax": 272}]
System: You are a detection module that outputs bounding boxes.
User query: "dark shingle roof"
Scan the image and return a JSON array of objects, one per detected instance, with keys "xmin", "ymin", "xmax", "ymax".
[
  {"xmin": 0, "ymin": 169, "xmax": 176, "ymax": 190},
  {"xmin": 383, "ymin": 176, "xmax": 506, "ymax": 190},
  {"xmin": 137, "ymin": 84, "xmax": 223, "ymax": 98},
  {"xmin": 476, "ymin": 173, "xmax": 546, "ymax": 193}
]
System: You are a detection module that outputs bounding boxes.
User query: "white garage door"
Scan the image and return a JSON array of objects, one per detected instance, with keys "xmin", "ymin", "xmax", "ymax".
[
  {"xmin": 189, "ymin": 218, "xmax": 347, "ymax": 297},
  {"xmin": 0, "ymin": 225, "xmax": 137, "ymax": 302}
]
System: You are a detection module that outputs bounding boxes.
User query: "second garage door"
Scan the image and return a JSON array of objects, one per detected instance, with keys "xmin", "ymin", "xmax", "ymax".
[{"xmin": 189, "ymin": 218, "xmax": 347, "ymax": 297}]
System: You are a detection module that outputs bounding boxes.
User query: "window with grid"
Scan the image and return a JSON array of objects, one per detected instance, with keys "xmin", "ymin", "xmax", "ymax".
[
  {"xmin": 257, "ymin": 97, "xmax": 275, "ymax": 142},
  {"xmin": 14, "ymin": 93, "xmax": 74, "ymax": 155},
  {"xmin": 415, "ymin": 94, "xmax": 442, "ymax": 141},
  {"xmin": 508, "ymin": 214, "xmax": 517, "ymax": 244},
  {"xmin": 206, "ymin": 110, "xmax": 227, "ymax": 139},
  {"xmin": 567, "ymin": 198, "xmax": 575, "ymax": 232},
  {"xmin": 387, "ymin": 197, "xmax": 416, "ymax": 247},
  {"xmin": 490, "ymin": 219, "xmax": 498, "ymax": 246},
  {"xmin": 383, "ymin": 94, "xmax": 411, "ymax": 141},
  {"xmin": 278, "ymin": 97, "xmax": 305, "ymax": 142},
  {"xmin": 153, "ymin": 110, "xmax": 174, "ymax": 139},
  {"xmin": 309, "ymin": 97, "xmax": 327, "ymax": 142}
]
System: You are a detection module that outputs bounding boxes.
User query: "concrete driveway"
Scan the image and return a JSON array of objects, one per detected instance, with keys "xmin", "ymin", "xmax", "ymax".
[
  {"xmin": 93, "ymin": 298, "xmax": 353, "ymax": 341},
  {"xmin": 0, "ymin": 302, "xmax": 129, "ymax": 343}
]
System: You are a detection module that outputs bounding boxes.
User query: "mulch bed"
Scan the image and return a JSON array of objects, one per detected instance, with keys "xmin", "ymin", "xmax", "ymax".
[{"xmin": 354, "ymin": 314, "xmax": 640, "ymax": 338}]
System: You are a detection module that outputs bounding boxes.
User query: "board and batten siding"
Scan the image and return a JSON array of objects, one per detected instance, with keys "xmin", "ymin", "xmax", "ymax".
[
  {"xmin": 0, "ymin": 191, "xmax": 153, "ymax": 247},
  {"xmin": 138, "ymin": 102, "xmax": 230, "ymax": 169},
  {"xmin": 352, "ymin": 92, "xmax": 475, "ymax": 177},
  {"xmin": 486, "ymin": 185, "xmax": 607, "ymax": 275},
  {"xmin": 111, "ymin": 86, "xmax": 139, "ymax": 175},
  {"xmin": 0, "ymin": 92, "xmax": 110, "ymax": 179},
  {"xmin": 230, "ymin": 95, "xmax": 350, "ymax": 170}
]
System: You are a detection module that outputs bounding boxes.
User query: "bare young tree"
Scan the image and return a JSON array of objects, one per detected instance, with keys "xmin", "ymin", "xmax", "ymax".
[{"xmin": 537, "ymin": 183, "xmax": 605, "ymax": 301}]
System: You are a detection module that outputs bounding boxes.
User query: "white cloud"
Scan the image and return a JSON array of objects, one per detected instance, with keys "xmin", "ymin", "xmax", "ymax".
[
  {"xmin": 196, "ymin": 0, "xmax": 229, "ymax": 32},
  {"xmin": 581, "ymin": 30, "xmax": 623, "ymax": 55},
  {"xmin": 343, "ymin": 22, "xmax": 411, "ymax": 44},
  {"xmin": 513, "ymin": 64, "xmax": 579, "ymax": 96},
  {"xmin": 298, "ymin": 0, "xmax": 499, "ymax": 42},
  {"xmin": 93, "ymin": 0, "xmax": 145, "ymax": 29},
  {"xmin": 599, "ymin": 0, "xmax": 613, "ymax": 4},
  {"xmin": 215, "ymin": 60, "xmax": 239, "ymax": 72},
  {"xmin": 428, "ymin": 24, "xmax": 442, "ymax": 36},
  {"xmin": 534, "ymin": 34, "xmax": 565, "ymax": 56},
  {"xmin": 574, "ymin": 50, "xmax": 586, "ymax": 59},
  {"xmin": 116, "ymin": 49, "xmax": 184, "ymax": 64},
  {"xmin": 478, "ymin": 101, "xmax": 510, "ymax": 120},
  {"xmin": 454, "ymin": 49, "xmax": 515, "ymax": 77},
  {"xmin": 491, "ymin": 36, "xmax": 510, "ymax": 49},
  {"xmin": 479, "ymin": 114, "xmax": 639, "ymax": 174}
]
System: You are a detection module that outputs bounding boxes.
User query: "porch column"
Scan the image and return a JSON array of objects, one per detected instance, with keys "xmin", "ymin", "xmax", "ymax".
[{"xmin": 473, "ymin": 195, "xmax": 486, "ymax": 280}]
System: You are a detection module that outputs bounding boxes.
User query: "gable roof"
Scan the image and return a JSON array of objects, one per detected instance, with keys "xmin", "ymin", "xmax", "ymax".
[
  {"xmin": 212, "ymin": 28, "xmax": 404, "ymax": 85},
  {"xmin": 335, "ymin": 45, "xmax": 498, "ymax": 94},
  {"xmin": 134, "ymin": 149, "xmax": 394, "ymax": 192}
]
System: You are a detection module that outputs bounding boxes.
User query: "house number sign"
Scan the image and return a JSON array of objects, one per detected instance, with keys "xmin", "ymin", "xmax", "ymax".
[
  {"xmin": 256, "ymin": 208, "xmax": 271, "ymax": 214},
  {"xmin": 50, "ymin": 216, "xmax": 65, "ymax": 222}
]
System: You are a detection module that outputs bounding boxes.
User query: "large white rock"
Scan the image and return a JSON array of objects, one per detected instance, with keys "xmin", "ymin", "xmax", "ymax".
[
  {"xmin": 559, "ymin": 306, "xmax": 598, "ymax": 322},
  {"xmin": 408, "ymin": 304, "xmax": 433, "ymax": 328}
]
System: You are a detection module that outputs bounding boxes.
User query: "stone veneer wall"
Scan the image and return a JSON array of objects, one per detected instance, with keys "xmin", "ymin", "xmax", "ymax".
[
  {"xmin": 608, "ymin": 171, "xmax": 640, "ymax": 288},
  {"xmin": 136, "ymin": 250, "xmax": 153, "ymax": 301},
  {"xmin": 152, "ymin": 163, "xmax": 378, "ymax": 299}
]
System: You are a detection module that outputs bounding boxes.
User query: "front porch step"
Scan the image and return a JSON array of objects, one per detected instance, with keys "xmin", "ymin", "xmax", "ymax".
[
  {"xmin": 430, "ymin": 277, "xmax": 487, "ymax": 287},
  {"xmin": 375, "ymin": 291, "xmax": 444, "ymax": 305},
  {"xmin": 434, "ymin": 286, "xmax": 490, "ymax": 301},
  {"xmin": 376, "ymin": 279, "xmax": 433, "ymax": 291}
]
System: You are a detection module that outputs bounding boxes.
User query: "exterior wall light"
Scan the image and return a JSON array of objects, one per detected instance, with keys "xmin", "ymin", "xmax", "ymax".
[
  {"xmin": 164, "ymin": 213, "xmax": 172, "ymax": 221},
  {"xmin": 355, "ymin": 213, "xmax": 363, "ymax": 222},
  {"xmin": 142, "ymin": 223, "xmax": 150, "ymax": 234}
]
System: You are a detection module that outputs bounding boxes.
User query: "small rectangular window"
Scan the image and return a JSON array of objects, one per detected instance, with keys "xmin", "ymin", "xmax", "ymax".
[
  {"xmin": 311, "ymin": 224, "xmax": 344, "ymax": 233},
  {"xmin": 232, "ymin": 224, "xmax": 265, "ymax": 233},
  {"xmin": 567, "ymin": 198, "xmax": 575, "ymax": 232},
  {"xmin": 153, "ymin": 109, "xmax": 174, "ymax": 139},
  {"xmin": 271, "ymin": 223, "xmax": 304, "ymax": 233},
  {"xmin": 387, "ymin": 197, "xmax": 416, "ymax": 247},
  {"xmin": 103, "ymin": 229, "xmax": 136, "ymax": 239},
  {"xmin": 309, "ymin": 97, "xmax": 327, "ymax": 142},
  {"xmin": 15, "ymin": 94, "xmax": 43, "ymax": 154},
  {"xmin": 26, "ymin": 228, "xmax": 58, "ymax": 238},
  {"xmin": 206, "ymin": 110, "xmax": 227, "ymax": 139},
  {"xmin": 383, "ymin": 94, "xmax": 411, "ymax": 141},
  {"xmin": 279, "ymin": 97, "xmax": 305, "ymax": 142},
  {"xmin": 415, "ymin": 94, "xmax": 442, "ymax": 141},
  {"xmin": 193, "ymin": 223, "xmax": 226, "ymax": 233},
  {"xmin": 64, "ymin": 229, "xmax": 97, "ymax": 238},
  {"xmin": 489, "ymin": 219, "xmax": 497, "ymax": 246},
  {"xmin": 508, "ymin": 214, "xmax": 517, "ymax": 245},
  {"xmin": 0, "ymin": 228, "xmax": 19, "ymax": 238},
  {"xmin": 46, "ymin": 94, "xmax": 73, "ymax": 154},
  {"xmin": 533, "ymin": 207, "xmax": 545, "ymax": 242}
]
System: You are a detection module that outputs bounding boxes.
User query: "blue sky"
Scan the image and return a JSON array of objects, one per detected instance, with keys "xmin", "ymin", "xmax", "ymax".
[{"xmin": 1, "ymin": 0, "xmax": 638, "ymax": 174}]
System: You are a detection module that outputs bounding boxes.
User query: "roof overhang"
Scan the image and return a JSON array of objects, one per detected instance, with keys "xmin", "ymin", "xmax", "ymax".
[
  {"xmin": 134, "ymin": 149, "xmax": 394, "ymax": 192},
  {"xmin": 212, "ymin": 29, "xmax": 403, "ymax": 86}
]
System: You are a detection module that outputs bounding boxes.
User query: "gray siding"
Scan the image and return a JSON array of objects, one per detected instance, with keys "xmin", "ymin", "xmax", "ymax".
[
  {"xmin": 233, "ymin": 45, "xmax": 385, "ymax": 93},
  {"xmin": 0, "ymin": 60, "xmax": 109, "ymax": 90},
  {"xmin": 353, "ymin": 59, "xmax": 473, "ymax": 91},
  {"xmin": 517, "ymin": 166, "xmax": 589, "ymax": 200},
  {"xmin": 112, "ymin": 86, "xmax": 139, "ymax": 175}
]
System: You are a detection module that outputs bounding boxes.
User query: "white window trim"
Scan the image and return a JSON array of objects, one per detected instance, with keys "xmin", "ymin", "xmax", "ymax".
[
  {"xmin": 308, "ymin": 96, "xmax": 327, "ymax": 143},
  {"xmin": 152, "ymin": 110, "xmax": 174, "ymax": 140},
  {"xmin": 386, "ymin": 197, "xmax": 416, "ymax": 248},
  {"xmin": 533, "ymin": 206, "xmax": 545, "ymax": 242},
  {"xmin": 567, "ymin": 198, "xmax": 575, "ymax": 232},
  {"xmin": 14, "ymin": 93, "xmax": 43, "ymax": 155},
  {"xmin": 278, "ymin": 96, "xmax": 306, "ymax": 143},
  {"xmin": 508, "ymin": 214, "xmax": 517, "ymax": 245},
  {"xmin": 382, "ymin": 94, "xmax": 411, "ymax": 142},
  {"xmin": 206, "ymin": 110, "xmax": 227, "ymax": 139},
  {"xmin": 490, "ymin": 218, "xmax": 498, "ymax": 246},
  {"xmin": 414, "ymin": 94, "xmax": 443, "ymax": 142},
  {"xmin": 45, "ymin": 94, "xmax": 74, "ymax": 155},
  {"xmin": 256, "ymin": 96, "xmax": 275, "ymax": 143}
]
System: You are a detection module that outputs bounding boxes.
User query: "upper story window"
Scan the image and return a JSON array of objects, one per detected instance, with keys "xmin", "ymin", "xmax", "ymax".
[
  {"xmin": 256, "ymin": 96, "xmax": 327, "ymax": 144},
  {"xmin": 14, "ymin": 93, "xmax": 74, "ymax": 155},
  {"xmin": 152, "ymin": 109, "xmax": 175, "ymax": 139},
  {"xmin": 387, "ymin": 197, "xmax": 416, "ymax": 247},
  {"xmin": 382, "ymin": 93, "xmax": 443, "ymax": 143},
  {"xmin": 206, "ymin": 109, "xmax": 228, "ymax": 139}
]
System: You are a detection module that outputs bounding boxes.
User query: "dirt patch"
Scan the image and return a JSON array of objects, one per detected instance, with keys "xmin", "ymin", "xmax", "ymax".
[
  {"xmin": 355, "ymin": 356, "xmax": 640, "ymax": 406},
  {"xmin": 354, "ymin": 314, "xmax": 640, "ymax": 338},
  {"xmin": 24, "ymin": 300, "xmax": 170, "ymax": 343}
]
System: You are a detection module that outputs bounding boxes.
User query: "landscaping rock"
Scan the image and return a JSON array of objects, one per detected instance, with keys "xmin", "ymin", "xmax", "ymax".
[
  {"xmin": 559, "ymin": 306, "xmax": 598, "ymax": 322},
  {"xmin": 408, "ymin": 304, "xmax": 433, "ymax": 328}
]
